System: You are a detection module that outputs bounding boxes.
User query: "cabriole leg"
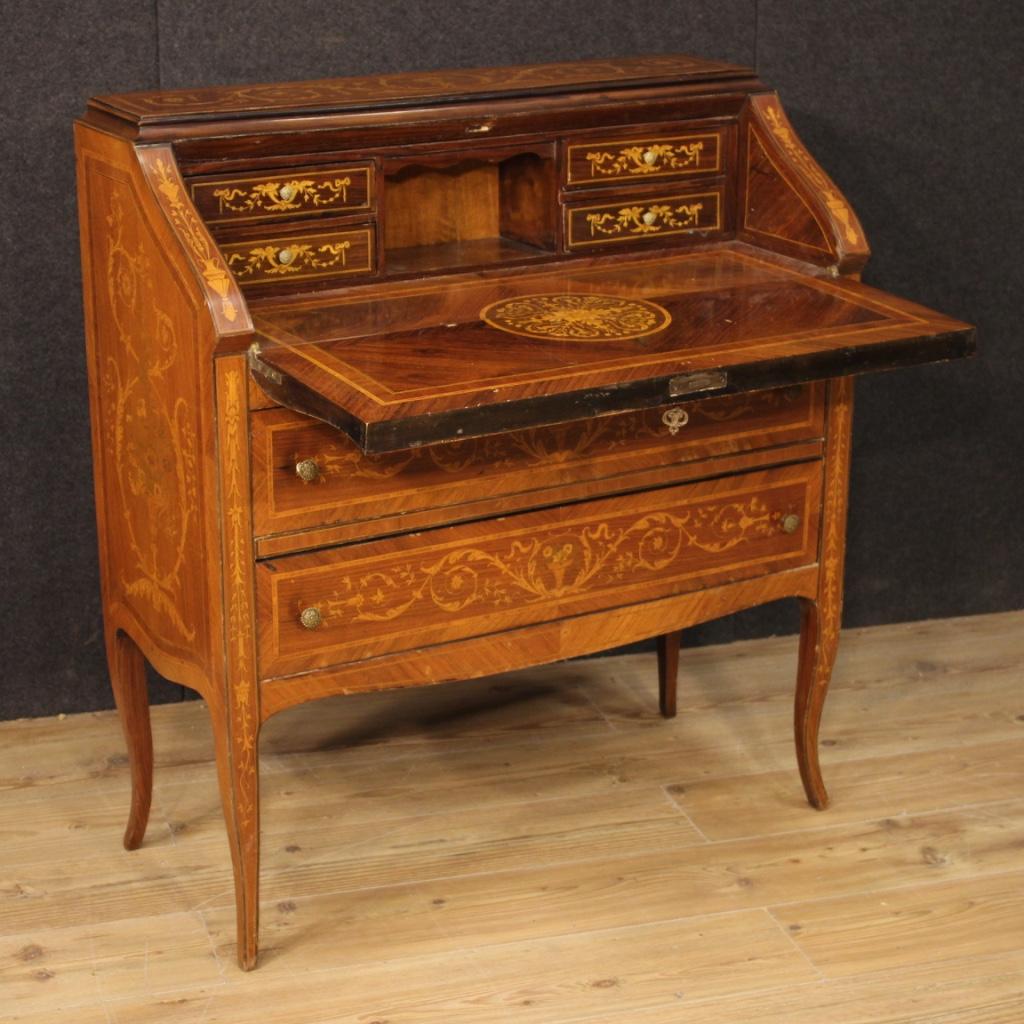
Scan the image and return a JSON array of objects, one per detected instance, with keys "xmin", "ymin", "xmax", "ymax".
[
  {"xmin": 795, "ymin": 376, "xmax": 853, "ymax": 810},
  {"xmin": 106, "ymin": 628, "xmax": 153, "ymax": 850},
  {"xmin": 794, "ymin": 598, "xmax": 838, "ymax": 808},
  {"xmin": 211, "ymin": 699, "xmax": 261, "ymax": 971}
]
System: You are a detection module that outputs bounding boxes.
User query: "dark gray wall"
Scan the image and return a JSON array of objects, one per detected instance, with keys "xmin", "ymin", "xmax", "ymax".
[{"xmin": 1, "ymin": 2, "xmax": 1021, "ymax": 719}]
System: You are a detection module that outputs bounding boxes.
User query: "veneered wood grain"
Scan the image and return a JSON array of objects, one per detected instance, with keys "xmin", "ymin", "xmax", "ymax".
[
  {"xmin": 189, "ymin": 161, "xmax": 373, "ymax": 226},
  {"xmin": 92, "ymin": 54, "xmax": 755, "ymax": 125},
  {"xmin": 739, "ymin": 92, "xmax": 871, "ymax": 274},
  {"xmin": 565, "ymin": 126, "xmax": 724, "ymax": 186},
  {"xmin": 75, "ymin": 125, "xmax": 228, "ymax": 704},
  {"xmin": 742, "ymin": 123, "xmax": 831, "ymax": 259},
  {"xmin": 250, "ymin": 383, "xmax": 824, "ymax": 542},
  {"xmin": 258, "ymin": 565, "xmax": 820, "ymax": 718},
  {"xmin": 220, "ymin": 224, "xmax": 375, "ymax": 288},
  {"xmin": 76, "ymin": 56, "xmax": 977, "ymax": 976},
  {"xmin": 250, "ymin": 248, "xmax": 972, "ymax": 453},
  {"xmin": 253, "ymin": 441, "xmax": 825, "ymax": 557},
  {"xmin": 213, "ymin": 357, "xmax": 262, "ymax": 970},
  {"xmin": 563, "ymin": 184, "xmax": 725, "ymax": 250},
  {"xmin": 256, "ymin": 461, "xmax": 822, "ymax": 678},
  {"xmin": 795, "ymin": 376, "xmax": 853, "ymax": 808}
]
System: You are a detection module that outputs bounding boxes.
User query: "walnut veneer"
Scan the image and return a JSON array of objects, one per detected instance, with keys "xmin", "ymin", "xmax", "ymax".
[{"xmin": 75, "ymin": 54, "xmax": 974, "ymax": 970}]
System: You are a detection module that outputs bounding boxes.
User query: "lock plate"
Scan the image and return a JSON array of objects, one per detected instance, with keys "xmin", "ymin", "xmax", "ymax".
[{"xmin": 668, "ymin": 370, "xmax": 728, "ymax": 397}]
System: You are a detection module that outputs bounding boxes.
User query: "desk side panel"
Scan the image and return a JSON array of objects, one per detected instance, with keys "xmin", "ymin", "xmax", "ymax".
[
  {"xmin": 75, "ymin": 124, "xmax": 225, "ymax": 695},
  {"xmin": 738, "ymin": 93, "xmax": 870, "ymax": 275}
]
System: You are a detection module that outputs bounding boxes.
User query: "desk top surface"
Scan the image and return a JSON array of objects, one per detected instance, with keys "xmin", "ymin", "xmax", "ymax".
[
  {"xmin": 92, "ymin": 54, "xmax": 754, "ymax": 126},
  {"xmin": 250, "ymin": 248, "xmax": 973, "ymax": 453}
]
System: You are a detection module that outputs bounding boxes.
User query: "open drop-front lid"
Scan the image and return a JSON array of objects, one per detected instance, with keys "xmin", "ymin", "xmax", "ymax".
[{"xmin": 248, "ymin": 248, "xmax": 974, "ymax": 454}]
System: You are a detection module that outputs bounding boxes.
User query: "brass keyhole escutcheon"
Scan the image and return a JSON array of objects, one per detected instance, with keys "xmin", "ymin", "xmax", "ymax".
[
  {"xmin": 782, "ymin": 513, "xmax": 802, "ymax": 534},
  {"xmin": 277, "ymin": 247, "xmax": 295, "ymax": 266},
  {"xmin": 295, "ymin": 458, "xmax": 320, "ymax": 483},
  {"xmin": 278, "ymin": 183, "xmax": 297, "ymax": 202},
  {"xmin": 299, "ymin": 606, "xmax": 322, "ymax": 630},
  {"xmin": 661, "ymin": 407, "xmax": 689, "ymax": 436}
]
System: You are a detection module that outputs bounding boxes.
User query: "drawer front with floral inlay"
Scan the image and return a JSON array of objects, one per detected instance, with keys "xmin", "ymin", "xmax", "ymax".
[
  {"xmin": 190, "ymin": 164, "xmax": 373, "ymax": 225},
  {"xmin": 565, "ymin": 130, "xmax": 722, "ymax": 186},
  {"xmin": 221, "ymin": 226, "xmax": 374, "ymax": 286},
  {"xmin": 255, "ymin": 460, "xmax": 821, "ymax": 677},
  {"xmin": 251, "ymin": 384, "xmax": 825, "ymax": 546},
  {"xmin": 565, "ymin": 188, "xmax": 722, "ymax": 249}
]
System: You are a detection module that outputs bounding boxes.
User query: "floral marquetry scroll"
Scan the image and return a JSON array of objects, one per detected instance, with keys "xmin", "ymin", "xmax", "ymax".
[
  {"xmin": 321, "ymin": 498, "xmax": 781, "ymax": 625},
  {"xmin": 566, "ymin": 190, "xmax": 722, "ymax": 248},
  {"xmin": 481, "ymin": 294, "xmax": 671, "ymax": 341},
  {"xmin": 100, "ymin": 189, "xmax": 200, "ymax": 644},
  {"xmin": 567, "ymin": 132, "xmax": 721, "ymax": 184},
  {"xmin": 190, "ymin": 165, "xmax": 373, "ymax": 225},
  {"xmin": 138, "ymin": 149, "xmax": 248, "ymax": 335},
  {"xmin": 260, "ymin": 464, "xmax": 820, "ymax": 675},
  {"xmin": 220, "ymin": 228, "xmax": 373, "ymax": 285},
  {"xmin": 214, "ymin": 178, "xmax": 350, "ymax": 214}
]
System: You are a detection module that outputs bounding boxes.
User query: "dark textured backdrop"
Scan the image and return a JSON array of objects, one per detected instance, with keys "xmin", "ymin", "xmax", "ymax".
[{"xmin": 1, "ymin": 2, "xmax": 1021, "ymax": 719}]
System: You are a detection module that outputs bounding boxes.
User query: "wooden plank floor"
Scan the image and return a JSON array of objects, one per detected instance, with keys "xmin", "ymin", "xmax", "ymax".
[{"xmin": 1, "ymin": 610, "xmax": 1023, "ymax": 1023}]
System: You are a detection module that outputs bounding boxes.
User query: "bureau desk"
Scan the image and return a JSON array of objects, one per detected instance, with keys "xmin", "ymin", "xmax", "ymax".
[{"xmin": 75, "ymin": 55, "xmax": 974, "ymax": 969}]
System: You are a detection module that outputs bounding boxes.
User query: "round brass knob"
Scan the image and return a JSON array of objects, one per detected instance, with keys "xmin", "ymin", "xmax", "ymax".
[
  {"xmin": 295, "ymin": 458, "xmax": 320, "ymax": 483},
  {"xmin": 642, "ymin": 209, "xmax": 657, "ymax": 226},
  {"xmin": 782, "ymin": 513, "xmax": 801, "ymax": 535},
  {"xmin": 277, "ymin": 247, "xmax": 295, "ymax": 266},
  {"xmin": 643, "ymin": 148, "xmax": 657, "ymax": 165},
  {"xmin": 299, "ymin": 606, "xmax": 322, "ymax": 630},
  {"xmin": 278, "ymin": 183, "xmax": 297, "ymax": 202}
]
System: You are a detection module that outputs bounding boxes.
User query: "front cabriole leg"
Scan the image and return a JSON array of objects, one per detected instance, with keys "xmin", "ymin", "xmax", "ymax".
[
  {"xmin": 216, "ymin": 357, "xmax": 263, "ymax": 969},
  {"xmin": 795, "ymin": 377, "xmax": 853, "ymax": 809}
]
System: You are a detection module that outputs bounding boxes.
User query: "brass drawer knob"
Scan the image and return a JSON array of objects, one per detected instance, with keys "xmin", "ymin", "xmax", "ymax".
[
  {"xmin": 643, "ymin": 148, "xmax": 658, "ymax": 165},
  {"xmin": 277, "ymin": 247, "xmax": 295, "ymax": 266},
  {"xmin": 642, "ymin": 209, "xmax": 658, "ymax": 226},
  {"xmin": 278, "ymin": 183, "xmax": 297, "ymax": 202},
  {"xmin": 782, "ymin": 513, "xmax": 802, "ymax": 534},
  {"xmin": 295, "ymin": 458, "xmax": 320, "ymax": 483},
  {"xmin": 299, "ymin": 606, "xmax": 322, "ymax": 630},
  {"xmin": 661, "ymin": 407, "xmax": 689, "ymax": 436}
]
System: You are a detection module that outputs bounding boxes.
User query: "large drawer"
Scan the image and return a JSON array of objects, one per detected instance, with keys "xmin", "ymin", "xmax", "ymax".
[
  {"xmin": 251, "ymin": 383, "xmax": 825, "ymax": 549},
  {"xmin": 255, "ymin": 459, "xmax": 822, "ymax": 678}
]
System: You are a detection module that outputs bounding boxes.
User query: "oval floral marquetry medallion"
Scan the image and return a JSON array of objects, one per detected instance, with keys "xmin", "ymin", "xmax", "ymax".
[{"xmin": 481, "ymin": 293, "xmax": 671, "ymax": 342}]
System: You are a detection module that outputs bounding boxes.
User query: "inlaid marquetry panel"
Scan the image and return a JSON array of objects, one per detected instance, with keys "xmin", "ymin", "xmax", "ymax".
[
  {"xmin": 79, "ymin": 146, "xmax": 212, "ymax": 667},
  {"xmin": 255, "ymin": 461, "xmax": 822, "ymax": 677},
  {"xmin": 565, "ymin": 188, "xmax": 722, "ymax": 249},
  {"xmin": 565, "ymin": 130, "xmax": 722, "ymax": 186},
  {"xmin": 190, "ymin": 164, "xmax": 373, "ymax": 225},
  {"xmin": 220, "ymin": 225, "xmax": 374, "ymax": 286},
  {"xmin": 251, "ymin": 384, "xmax": 825, "ymax": 544}
]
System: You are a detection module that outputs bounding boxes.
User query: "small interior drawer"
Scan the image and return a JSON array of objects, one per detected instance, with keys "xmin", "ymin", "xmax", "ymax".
[
  {"xmin": 564, "ymin": 128, "xmax": 723, "ymax": 187},
  {"xmin": 255, "ymin": 459, "xmax": 822, "ymax": 678},
  {"xmin": 250, "ymin": 383, "xmax": 825, "ymax": 550},
  {"xmin": 221, "ymin": 224, "xmax": 375, "ymax": 286},
  {"xmin": 563, "ymin": 185, "xmax": 723, "ymax": 250},
  {"xmin": 189, "ymin": 163, "xmax": 374, "ymax": 225}
]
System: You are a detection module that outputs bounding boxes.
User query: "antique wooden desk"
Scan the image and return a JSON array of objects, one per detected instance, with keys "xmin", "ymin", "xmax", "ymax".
[{"xmin": 75, "ymin": 55, "xmax": 974, "ymax": 969}]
